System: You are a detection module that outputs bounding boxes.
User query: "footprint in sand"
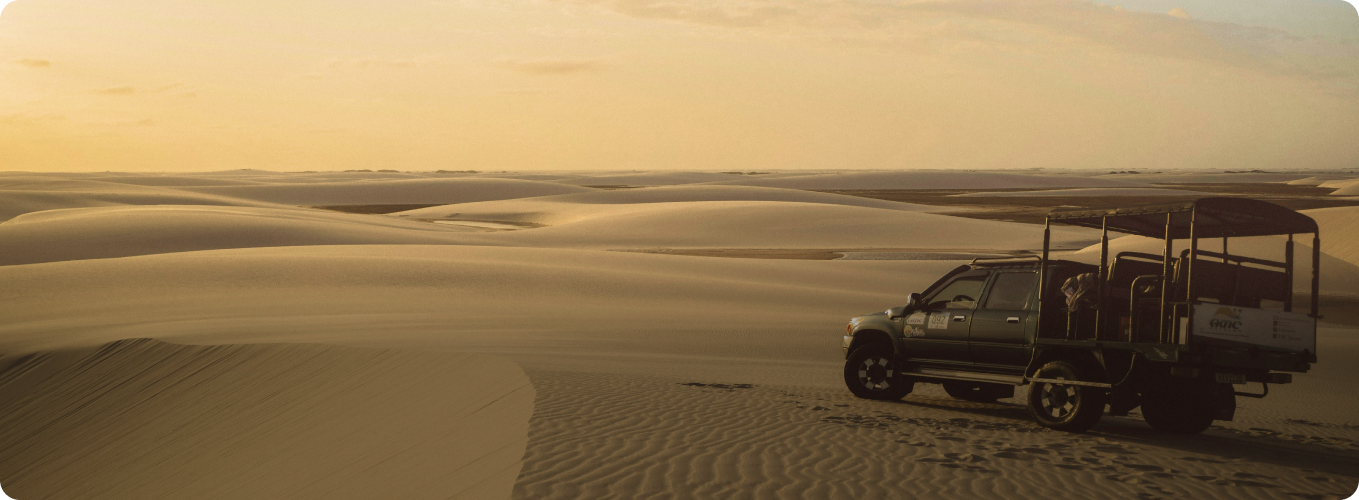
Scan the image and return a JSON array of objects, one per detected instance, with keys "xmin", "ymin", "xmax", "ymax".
[
  {"xmin": 897, "ymin": 440, "xmax": 935, "ymax": 447},
  {"xmin": 1179, "ymin": 456, "xmax": 1225, "ymax": 464}
]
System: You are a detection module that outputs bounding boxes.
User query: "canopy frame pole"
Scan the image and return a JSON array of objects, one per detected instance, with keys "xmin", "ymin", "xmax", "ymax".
[
  {"xmin": 1185, "ymin": 206, "xmax": 1199, "ymax": 346},
  {"xmin": 1312, "ymin": 232, "xmax": 1321, "ymax": 319},
  {"xmin": 1097, "ymin": 216, "xmax": 1109, "ymax": 341},
  {"xmin": 1285, "ymin": 234, "xmax": 1294, "ymax": 312},
  {"xmin": 1038, "ymin": 217, "xmax": 1051, "ymax": 340},
  {"xmin": 1158, "ymin": 213, "xmax": 1173, "ymax": 344}
]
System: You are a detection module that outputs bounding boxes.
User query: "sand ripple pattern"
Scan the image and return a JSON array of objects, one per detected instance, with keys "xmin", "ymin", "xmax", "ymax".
[
  {"xmin": 513, "ymin": 371, "xmax": 1359, "ymax": 500},
  {"xmin": 0, "ymin": 339, "xmax": 534, "ymax": 500}
]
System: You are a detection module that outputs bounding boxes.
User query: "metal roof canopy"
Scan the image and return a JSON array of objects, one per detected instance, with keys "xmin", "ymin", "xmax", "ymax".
[{"xmin": 1047, "ymin": 197, "xmax": 1318, "ymax": 239}]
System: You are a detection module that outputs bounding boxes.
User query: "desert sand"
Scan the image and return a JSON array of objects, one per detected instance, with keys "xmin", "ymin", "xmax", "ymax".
[
  {"xmin": 711, "ymin": 171, "xmax": 1148, "ymax": 190},
  {"xmin": 0, "ymin": 170, "xmax": 1355, "ymax": 500},
  {"xmin": 953, "ymin": 188, "xmax": 1209, "ymax": 198}
]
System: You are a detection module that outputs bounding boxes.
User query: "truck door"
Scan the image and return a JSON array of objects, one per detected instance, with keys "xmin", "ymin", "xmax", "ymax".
[
  {"xmin": 910, "ymin": 270, "xmax": 990, "ymax": 362},
  {"xmin": 968, "ymin": 270, "xmax": 1038, "ymax": 367}
]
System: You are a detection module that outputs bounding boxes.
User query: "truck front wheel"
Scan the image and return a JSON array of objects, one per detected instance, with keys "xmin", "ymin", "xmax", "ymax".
[
  {"xmin": 844, "ymin": 344, "xmax": 912, "ymax": 401},
  {"xmin": 1027, "ymin": 360, "xmax": 1107, "ymax": 432}
]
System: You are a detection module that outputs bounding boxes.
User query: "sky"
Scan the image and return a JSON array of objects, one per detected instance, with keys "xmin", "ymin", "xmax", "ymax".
[{"xmin": 1, "ymin": 0, "xmax": 1358, "ymax": 172}]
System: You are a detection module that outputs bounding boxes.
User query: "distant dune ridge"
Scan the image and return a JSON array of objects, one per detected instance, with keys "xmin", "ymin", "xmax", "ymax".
[
  {"xmin": 953, "ymin": 188, "xmax": 1207, "ymax": 198},
  {"xmin": 181, "ymin": 178, "xmax": 595, "ymax": 206},
  {"xmin": 0, "ymin": 170, "xmax": 1356, "ymax": 500},
  {"xmin": 0, "ymin": 205, "xmax": 494, "ymax": 266},
  {"xmin": 465, "ymin": 201, "xmax": 1097, "ymax": 250},
  {"xmin": 710, "ymin": 171, "xmax": 1151, "ymax": 190}
]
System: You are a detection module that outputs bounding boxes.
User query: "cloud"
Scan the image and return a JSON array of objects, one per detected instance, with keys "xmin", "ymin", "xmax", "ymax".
[
  {"xmin": 498, "ymin": 57, "xmax": 608, "ymax": 75},
  {"xmin": 90, "ymin": 86, "xmax": 136, "ymax": 96},
  {"xmin": 498, "ymin": 88, "xmax": 557, "ymax": 95},
  {"xmin": 562, "ymin": 0, "xmax": 1357, "ymax": 84},
  {"xmin": 606, "ymin": 0, "xmax": 796, "ymax": 27},
  {"xmin": 13, "ymin": 58, "xmax": 51, "ymax": 68},
  {"xmin": 321, "ymin": 56, "xmax": 440, "ymax": 70},
  {"xmin": 0, "ymin": 113, "xmax": 65, "ymax": 125},
  {"xmin": 1168, "ymin": 8, "xmax": 1191, "ymax": 20}
]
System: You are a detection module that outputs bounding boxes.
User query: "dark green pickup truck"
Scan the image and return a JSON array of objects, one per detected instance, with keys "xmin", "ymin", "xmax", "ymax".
[{"xmin": 842, "ymin": 198, "xmax": 1319, "ymax": 433}]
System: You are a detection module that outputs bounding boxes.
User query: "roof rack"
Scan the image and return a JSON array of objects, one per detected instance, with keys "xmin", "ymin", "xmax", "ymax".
[
  {"xmin": 970, "ymin": 254, "xmax": 1041, "ymax": 265},
  {"xmin": 1047, "ymin": 197, "xmax": 1317, "ymax": 239}
]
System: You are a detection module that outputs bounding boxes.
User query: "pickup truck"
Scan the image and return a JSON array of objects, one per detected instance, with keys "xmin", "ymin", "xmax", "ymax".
[{"xmin": 842, "ymin": 198, "xmax": 1318, "ymax": 433}]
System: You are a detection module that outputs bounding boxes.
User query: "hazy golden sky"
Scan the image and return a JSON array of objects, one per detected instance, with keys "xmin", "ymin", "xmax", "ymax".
[{"xmin": 1, "ymin": 0, "xmax": 1357, "ymax": 172}]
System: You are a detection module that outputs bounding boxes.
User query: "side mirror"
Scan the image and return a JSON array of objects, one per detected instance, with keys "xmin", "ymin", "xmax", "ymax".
[
  {"xmin": 906, "ymin": 293, "xmax": 923, "ymax": 310},
  {"xmin": 889, "ymin": 293, "xmax": 924, "ymax": 319}
]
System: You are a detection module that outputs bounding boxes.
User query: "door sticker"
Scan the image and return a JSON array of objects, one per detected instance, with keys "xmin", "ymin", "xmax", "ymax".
[
  {"xmin": 906, "ymin": 312, "xmax": 927, "ymax": 325},
  {"xmin": 928, "ymin": 312, "xmax": 950, "ymax": 330},
  {"xmin": 906, "ymin": 326, "xmax": 926, "ymax": 338}
]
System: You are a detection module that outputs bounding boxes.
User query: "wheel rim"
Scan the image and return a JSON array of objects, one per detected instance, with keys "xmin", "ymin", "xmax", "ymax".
[
  {"xmin": 858, "ymin": 356, "xmax": 894, "ymax": 391},
  {"xmin": 1039, "ymin": 377, "xmax": 1078, "ymax": 419}
]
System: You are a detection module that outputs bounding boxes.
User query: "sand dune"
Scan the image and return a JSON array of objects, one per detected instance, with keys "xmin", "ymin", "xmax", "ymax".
[
  {"xmin": 182, "ymin": 178, "xmax": 593, "ymax": 205},
  {"xmin": 85, "ymin": 174, "xmax": 267, "ymax": 187},
  {"xmin": 712, "ymin": 171, "xmax": 1147, "ymax": 190},
  {"xmin": 0, "ymin": 245, "xmax": 960, "ymax": 355},
  {"xmin": 1288, "ymin": 176, "xmax": 1358, "ymax": 186},
  {"xmin": 1326, "ymin": 182, "xmax": 1359, "ymax": 196},
  {"xmin": 513, "ymin": 355, "xmax": 1359, "ymax": 500},
  {"xmin": 3, "ymin": 170, "xmax": 1357, "ymax": 500},
  {"xmin": 0, "ymin": 205, "xmax": 496, "ymax": 266},
  {"xmin": 953, "ymin": 188, "xmax": 1205, "ymax": 197},
  {"xmin": 397, "ymin": 185, "xmax": 930, "ymax": 220},
  {"xmin": 200, "ymin": 170, "xmax": 431, "ymax": 182},
  {"xmin": 1, "ymin": 243, "xmax": 1351, "ymax": 500},
  {"xmin": 1097, "ymin": 173, "xmax": 1313, "ymax": 184},
  {"xmin": 466, "ymin": 201, "xmax": 1096, "ymax": 250},
  {"xmin": 0, "ymin": 339, "xmax": 532, "ymax": 500},
  {"xmin": 1305, "ymin": 206, "xmax": 1359, "ymax": 268},
  {"xmin": 1319, "ymin": 178, "xmax": 1359, "ymax": 190},
  {"xmin": 397, "ymin": 188, "xmax": 1089, "ymax": 251},
  {"xmin": 0, "ymin": 177, "xmax": 291, "ymax": 222},
  {"xmin": 554, "ymin": 171, "xmax": 759, "ymax": 186}
]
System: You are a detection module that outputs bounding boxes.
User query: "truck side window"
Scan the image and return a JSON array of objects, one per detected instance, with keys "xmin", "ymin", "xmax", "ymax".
[
  {"xmin": 926, "ymin": 274, "xmax": 988, "ymax": 310},
  {"xmin": 984, "ymin": 272, "xmax": 1037, "ymax": 310}
]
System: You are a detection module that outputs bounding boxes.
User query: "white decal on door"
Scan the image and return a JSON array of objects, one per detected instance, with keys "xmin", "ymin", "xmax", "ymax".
[{"xmin": 928, "ymin": 312, "xmax": 950, "ymax": 330}]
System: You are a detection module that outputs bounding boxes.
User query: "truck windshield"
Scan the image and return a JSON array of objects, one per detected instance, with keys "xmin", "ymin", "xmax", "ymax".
[{"xmin": 927, "ymin": 274, "xmax": 988, "ymax": 309}]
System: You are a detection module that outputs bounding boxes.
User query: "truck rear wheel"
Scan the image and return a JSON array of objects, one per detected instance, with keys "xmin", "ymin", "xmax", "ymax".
[
  {"xmin": 943, "ymin": 381, "xmax": 1014, "ymax": 403},
  {"xmin": 1027, "ymin": 360, "xmax": 1107, "ymax": 432},
  {"xmin": 844, "ymin": 344, "xmax": 912, "ymax": 401},
  {"xmin": 1141, "ymin": 382, "xmax": 1224, "ymax": 435}
]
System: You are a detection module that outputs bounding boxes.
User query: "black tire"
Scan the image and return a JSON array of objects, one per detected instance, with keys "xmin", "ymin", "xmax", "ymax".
[
  {"xmin": 1027, "ymin": 360, "xmax": 1107, "ymax": 432},
  {"xmin": 942, "ymin": 381, "xmax": 1014, "ymax": 403},
  {"xmin": 844, "ymin": 344, "xmax": 913, "ymax": 401},
  {"xmin": 1141, "ymin": 381, "xmax": 1224, "ymax": 435}
]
